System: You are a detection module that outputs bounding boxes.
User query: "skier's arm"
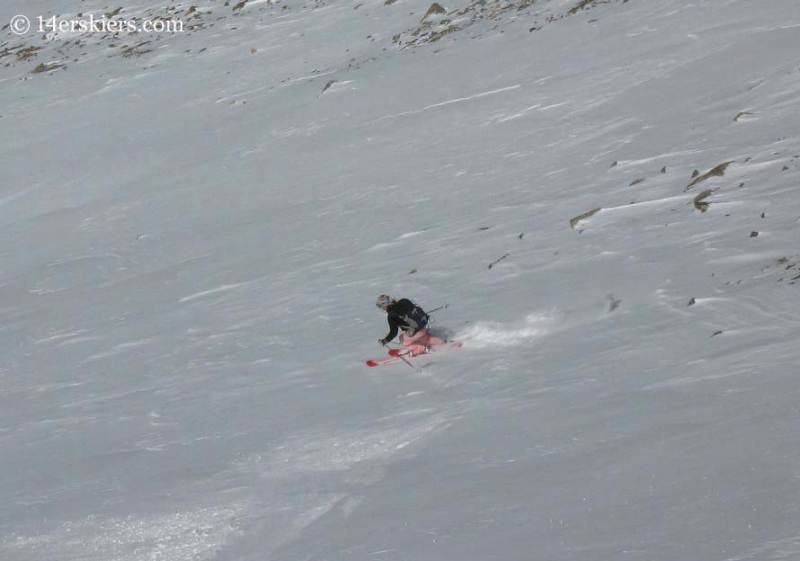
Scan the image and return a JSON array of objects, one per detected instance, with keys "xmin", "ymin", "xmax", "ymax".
[{"xmin": 383, "ymin": 317, "xmax": 400, "ymax": 343}]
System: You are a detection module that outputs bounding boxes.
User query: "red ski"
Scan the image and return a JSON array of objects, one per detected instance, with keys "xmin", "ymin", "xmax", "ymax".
[
  {"xmin": 365, "ymin": 355, "xmax": 404, "ymax": 368},
  {"xmin": 365, "ymin": 341, "xmax": 463, "ymax": 368}
]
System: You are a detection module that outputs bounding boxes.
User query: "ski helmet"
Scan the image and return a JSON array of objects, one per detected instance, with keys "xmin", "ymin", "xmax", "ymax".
[{"xmin": 376, "ymin": 294, "xmax": 392, "ymax": 309}]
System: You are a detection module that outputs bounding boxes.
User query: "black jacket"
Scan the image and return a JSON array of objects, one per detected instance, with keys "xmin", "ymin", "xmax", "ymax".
[{"xmin": 383, "ymin": 298, "xmax": 419, "ymax": 343}]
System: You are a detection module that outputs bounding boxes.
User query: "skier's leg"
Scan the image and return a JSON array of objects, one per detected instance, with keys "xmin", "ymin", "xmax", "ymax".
[
  {"xmin": 420, "ymin": 329, "xmax": 444, "ymax": 347},
  {"xmin": 401, "ymin": 331, "xmax": 428, "ymax": 356}
]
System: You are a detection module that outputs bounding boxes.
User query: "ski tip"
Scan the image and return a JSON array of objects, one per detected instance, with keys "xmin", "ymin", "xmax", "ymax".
[
  {"xmin": 388, "ymin": 349, "xmax": 401, "ymax": 357},
  {"xmin": 366, "ymin": 360, "xmax": 379, "ymax": 367}
]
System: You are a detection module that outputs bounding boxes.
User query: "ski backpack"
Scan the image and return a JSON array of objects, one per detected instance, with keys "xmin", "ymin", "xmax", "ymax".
[{"xmin": 403, "ymin": 304, "xmax": 429, "ymax": 334}]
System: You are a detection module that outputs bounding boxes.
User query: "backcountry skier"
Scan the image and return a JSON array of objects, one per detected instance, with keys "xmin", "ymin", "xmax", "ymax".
[{"xmin": 376, "ymin": 295, "xmax": 444, "ymax": 356}]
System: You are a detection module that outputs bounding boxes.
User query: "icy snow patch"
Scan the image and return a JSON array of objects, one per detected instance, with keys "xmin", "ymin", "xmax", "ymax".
[{"xmin": 1, "ymin": 502, "xmax": 247, "ymax": 561}]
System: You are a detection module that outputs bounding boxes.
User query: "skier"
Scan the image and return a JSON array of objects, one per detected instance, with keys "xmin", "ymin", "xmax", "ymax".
[{"xmin": 376, "ymin": 295, "xmax": 444, "ymax": 356}]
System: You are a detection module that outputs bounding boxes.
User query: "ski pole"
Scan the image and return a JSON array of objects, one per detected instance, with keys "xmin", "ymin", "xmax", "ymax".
[
  {"xmin": 396, "ymin": 352, "xmax": 416, "ymax": 370},
  {"xmin": 427, "ymin": 303, "xmax": 449, "ymax": 314}
]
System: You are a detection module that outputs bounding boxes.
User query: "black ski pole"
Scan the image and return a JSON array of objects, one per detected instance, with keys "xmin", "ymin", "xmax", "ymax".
[
  {"xmin": 427, "ymin": 303, "xmax": 449, "ymax": 314},
  {"xmin": 397, "ymin": 353, "xmax": 416, "ymax": 369}
]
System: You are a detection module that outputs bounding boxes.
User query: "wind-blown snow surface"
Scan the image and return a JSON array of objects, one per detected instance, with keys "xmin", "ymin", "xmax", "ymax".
[{"xmin": 2, "ymin": 0, "xmax": 800, "ymax": 559}]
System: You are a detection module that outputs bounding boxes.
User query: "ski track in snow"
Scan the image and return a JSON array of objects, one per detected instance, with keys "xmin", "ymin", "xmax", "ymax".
[
  {"xmin": 369, "ymin": 85, "xmax": 522, "ymax": 123},
  {"xmin": 178, "ymin": 282, "xmax": 254, "ymax": 303}
]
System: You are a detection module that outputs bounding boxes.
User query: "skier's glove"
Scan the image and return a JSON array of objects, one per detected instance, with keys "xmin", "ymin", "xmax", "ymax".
[{"xmin": 378, "ymin": 338, "xmax": 386, "ymax": 346}]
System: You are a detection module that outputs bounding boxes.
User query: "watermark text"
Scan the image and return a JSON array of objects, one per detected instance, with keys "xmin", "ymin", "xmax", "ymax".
[{"xmin": 10, "ymin": 14, "xmax": 185, "ymax": 36}]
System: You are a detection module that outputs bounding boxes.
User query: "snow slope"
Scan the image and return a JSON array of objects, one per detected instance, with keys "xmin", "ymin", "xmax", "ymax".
[{"xmin": 2, "ymin": 0, "xmax": 800, "ymax": 559}]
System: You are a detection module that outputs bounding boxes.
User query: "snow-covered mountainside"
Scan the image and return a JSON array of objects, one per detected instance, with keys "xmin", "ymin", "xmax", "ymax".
[{"xmin": 2, "ymin": 0, "xmax": 800, "ymax": 559}]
